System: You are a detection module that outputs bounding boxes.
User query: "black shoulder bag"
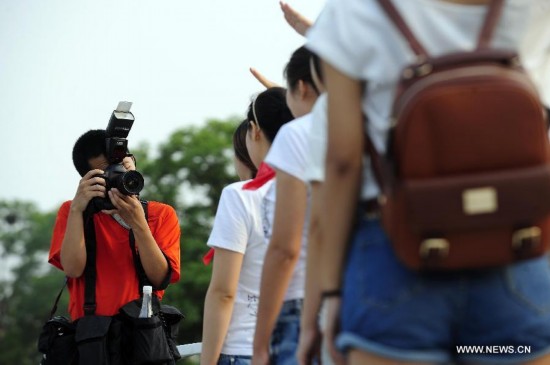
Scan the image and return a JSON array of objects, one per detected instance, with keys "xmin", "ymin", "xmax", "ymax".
[{"xmin": 37, "ymin": 278, "xmax": 77, "ymax": 365}]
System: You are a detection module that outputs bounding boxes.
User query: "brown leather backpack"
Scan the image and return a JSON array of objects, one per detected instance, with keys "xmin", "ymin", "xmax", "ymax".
[{"xmin": 368, "ymin": 0, "xmax": 550, "ymax": 270}]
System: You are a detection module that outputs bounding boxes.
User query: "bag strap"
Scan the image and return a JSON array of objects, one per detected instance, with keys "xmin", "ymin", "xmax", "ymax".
[
  {"xmin": 129, "ymin": 200, "xmax": 152, "ymax": 296},
  {"xmin": 129, "ymin": 200, "xmax": 173, "ymax": 294},
  {"xmin": 81, "ymin": 200, "xmax": 149, "ymax": 316},
  {"xmin": 376, "ymin": 0, "xmax": 505, "ymax": 57},
  {"xmin": 376, "ymin": 0, "xmax": 428, "ymax": 58},
  {"xmin": 83, "ymin": 209, "xmax": 98, "ymax": 315},
  {"xmin": 476, "ymin": 0, "xmax": 505, "ymax": 50},
  {"xmin": 48, "ymin": 277, "xmax": 68, "ymax": 319}
]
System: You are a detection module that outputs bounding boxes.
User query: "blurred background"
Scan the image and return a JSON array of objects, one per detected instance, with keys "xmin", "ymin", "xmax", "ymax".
[{"xmin": 0, "ymin": 0, "xmax": 325, "ymax": 363}]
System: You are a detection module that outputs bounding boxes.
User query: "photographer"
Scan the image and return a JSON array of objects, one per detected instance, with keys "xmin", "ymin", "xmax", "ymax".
[{"xmin": 48, "ymin": 128, "xmax": 181, "ymax": 322}]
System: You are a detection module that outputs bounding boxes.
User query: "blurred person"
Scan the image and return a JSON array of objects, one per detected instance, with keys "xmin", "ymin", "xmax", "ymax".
[
  {"xmin": 201, "ymin": 91, "xmax": 294, "ymax": 365},
  {"xmin": 248, "ymin": 10, "xmax": 335, "ymax": 364},
  {"xmin": 295, "ymin": 53, "xmax": 344, "ymax": 365},
  {"xmin": 307, "ymin": 0, "xmax": 550, "ymax": 364},
  {"xmin": 252, "ymin": 45, "xmax": 320, "ymax": 365}
]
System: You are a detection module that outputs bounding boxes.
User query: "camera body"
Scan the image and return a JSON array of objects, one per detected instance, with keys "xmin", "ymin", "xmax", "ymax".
[{"xmin": 89, "ymin": 102, "xmax": 145, "ymax": 213}]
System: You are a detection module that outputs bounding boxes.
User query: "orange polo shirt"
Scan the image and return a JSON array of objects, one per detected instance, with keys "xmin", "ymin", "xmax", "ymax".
[{"xmin": 49, "ymin": 200, "xmax": 181, "ymax": 320}]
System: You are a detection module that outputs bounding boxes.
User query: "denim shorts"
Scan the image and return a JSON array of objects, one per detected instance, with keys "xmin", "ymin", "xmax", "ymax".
[
  {"xmin": 218, "ymin": 353, "xmax": 251, "ymax": 365},
  {"xmin": 270, "ymin": 298, "xmax": 302, "ymax": 365},
  {"xmin": 337, "ymin": 217, "xmax": 550, "ymax": 364}
]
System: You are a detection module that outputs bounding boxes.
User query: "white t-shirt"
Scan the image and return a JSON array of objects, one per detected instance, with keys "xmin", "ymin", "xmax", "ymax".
[
  {"xmin": 264, "ymin": 113, "xmax": 313, "ymax": 301},
  {"xmin": 520, "ymin": 1, "xmax": 550, "ymax": 106},
  {"xmin": 307, "ymin": 0, "xmax": 543, "ymax": 199},
  {"xmin": 206, "ymin": 179, "xmax": 272, "ymax": 356},
  {"xmin": 304, "ymin": 94, "xmax": 327, "ymax": 183}
]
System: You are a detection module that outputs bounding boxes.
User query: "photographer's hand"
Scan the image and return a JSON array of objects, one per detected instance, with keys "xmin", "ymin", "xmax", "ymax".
[
  {"xmin": 107, "ymin": 188, "xmax": 145, "ymax": 228},
  {"xmin": 71, "ymin": 169, "xmax": 106, "ymax": 213},
  {"xmin": 60, "ymin": 169, "xmax": 106, "ymax": 278},
  {"xmin": 109, "ymin": 189, "xmax": 169, "ymax": 287}
]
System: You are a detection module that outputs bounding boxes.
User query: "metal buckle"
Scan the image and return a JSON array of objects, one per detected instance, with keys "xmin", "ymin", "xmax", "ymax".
[
  {"xmin": 419, "ymin": 238, "xmax": 450, "ymax": 260},
  {"xmin": 83, "ymin": 304, "xmax": 97, "ymax": 315},
  {"xmin": 512, "ymin": 227, "xmax": 541, "ymax": 251}
]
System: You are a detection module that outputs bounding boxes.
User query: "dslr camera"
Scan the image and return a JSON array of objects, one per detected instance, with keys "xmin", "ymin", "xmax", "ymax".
[{"xmin": 89, "ymin": 101, "xmax": 145, "ymax": 212}]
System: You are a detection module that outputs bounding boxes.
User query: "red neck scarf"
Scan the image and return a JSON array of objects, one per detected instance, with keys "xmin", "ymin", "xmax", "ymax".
[
  {"xmin": 243, "ymin": 162, "xmax": 276, "ymax": 190},
  {"xmin": 202, "ymin": 162, "xmax": 276, "ymax": 265}
]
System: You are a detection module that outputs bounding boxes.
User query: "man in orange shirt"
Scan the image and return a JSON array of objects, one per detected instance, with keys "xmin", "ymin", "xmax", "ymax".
[{"xmin": 49, "ymin": 129, "xmax": 181, "ymax": 321}]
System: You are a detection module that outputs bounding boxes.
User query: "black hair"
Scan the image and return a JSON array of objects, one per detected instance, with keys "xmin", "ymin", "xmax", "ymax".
[
  {"xmin": 72, "ymin": 129, "xmax": 108, "ymax": 177},
  {"xmin": 284, "ymin": 45, "xmax": 320, "ymax": 94},
  {"xmin": 247, "ymin": 87, "xmax": 294, "ymax": 143},
  {"xmin": 233, "ymin": 119, "xmax": 257, "ymax": 178}
]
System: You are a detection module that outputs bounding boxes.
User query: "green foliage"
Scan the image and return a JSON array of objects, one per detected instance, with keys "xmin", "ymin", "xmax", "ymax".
[
  {"xmin": 0, "ymin": 117, "xmax": 240, "ymax": 363},
  {"xmin": 0, "ymin": 201, "xmax": 63, "ymax": 365},
  {"xmin": 135, "ymin": 118, "xmax": 240, "ymax": 346}
]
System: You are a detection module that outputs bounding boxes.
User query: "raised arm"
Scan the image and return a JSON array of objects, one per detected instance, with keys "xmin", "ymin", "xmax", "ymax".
[
  {"xmin": 280, "ymin": 1, "xmax": 313, "ymax": 37},
  {"xmin": 250, "ymin": 68, "xmax": 280, "ymax": 89}
]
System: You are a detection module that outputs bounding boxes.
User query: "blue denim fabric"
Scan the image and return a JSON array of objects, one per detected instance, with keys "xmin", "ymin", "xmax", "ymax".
[
  {"xmin": 336, "ymin": 217, "xmax": 550, "ymax": 364},
  {"xmin": 217, "ymin": 353, "xmax": 251, "ymax": 365},
  {"xmin": 270, "ymin": 299, "xmax": 302, "ymax": 365}
]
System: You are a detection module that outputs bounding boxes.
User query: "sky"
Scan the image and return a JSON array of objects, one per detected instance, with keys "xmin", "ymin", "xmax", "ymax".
[{"xmin": 0, "ymin": 0, "xmax": 326, "ymax": 212}]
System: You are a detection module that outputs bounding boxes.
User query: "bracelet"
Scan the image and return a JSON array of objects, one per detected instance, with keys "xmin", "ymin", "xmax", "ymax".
[{"xmin": 320, "ymin": 289, "xmax": 342, "ymax": 298}]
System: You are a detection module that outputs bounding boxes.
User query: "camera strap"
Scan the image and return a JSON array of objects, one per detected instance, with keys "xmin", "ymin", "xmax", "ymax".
[
  {"xmin": 83, "ymin": 210, "xmax": 98, "ymax": 316},
  {"xmin": 81, "ymin": 200, "xmax": 149, "ymax": 316},
  {"xmin": 128, "ymin": 200, "xmax": 152, "ymax": 296},
  {"xmin": 112, "ymin": 213, "xmax": 131, "ymax": 230},
  {"xmin": 129, "ymin": 200, "xmax": 173, "ymax": 294}
]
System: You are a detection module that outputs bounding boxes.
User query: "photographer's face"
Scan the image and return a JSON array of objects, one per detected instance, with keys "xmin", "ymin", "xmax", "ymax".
[{"xmin": 88, "ymin": 155, "xmax": 136, "ymax": 172}]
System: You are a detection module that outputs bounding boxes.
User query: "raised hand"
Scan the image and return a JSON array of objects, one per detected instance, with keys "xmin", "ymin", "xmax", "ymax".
[
  {"xmin": 280, "ymin": 1, "xmax": 313, "ymax": 37},
  {"xmin": 106, "ymin": 188, "xmax": 146, "ymax": 229},
  {"xmin": 250, "ymin": 67, "xmax": 280, "ymax": 89},
  {"xmin": 71, "ymin": 169, "xmax": 106, "ymax": 212}
]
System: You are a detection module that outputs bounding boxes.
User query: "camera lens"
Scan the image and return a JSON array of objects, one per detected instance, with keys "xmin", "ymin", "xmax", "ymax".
[{"xmin": 119, "ymin": 170, "xmax": 144, "ymax": 195}]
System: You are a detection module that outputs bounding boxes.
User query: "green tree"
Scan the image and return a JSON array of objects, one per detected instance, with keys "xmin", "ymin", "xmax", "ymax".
[
  {"xmin": 135, "ymin": 118, "xmax": 240, "ymax": 347},
  {"xmin": 0, "ymin": 201, "xmax": 65, "ymax": 365},
  {"xmin": 0, "ymin": 117, "xmax": 240, "ymax": 364}
]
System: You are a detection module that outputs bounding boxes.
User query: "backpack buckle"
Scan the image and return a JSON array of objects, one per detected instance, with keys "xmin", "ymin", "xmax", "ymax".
[
  {"xmin": 420, "ymin": 238, "xmax": 450, "ymax": 261},
  {"xmin": 512, "ymin": 227, "xmax": 541, "ymax": 255}
]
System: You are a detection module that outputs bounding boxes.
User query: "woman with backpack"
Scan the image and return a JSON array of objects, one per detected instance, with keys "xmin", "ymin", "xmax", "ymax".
[{"xmin": 307, "ymin": 0, "xmax": 550, "ymax": 364}]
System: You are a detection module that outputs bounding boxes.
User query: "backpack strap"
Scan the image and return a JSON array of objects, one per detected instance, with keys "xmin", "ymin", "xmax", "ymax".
[
  {"xmin": 377, "ymin": 0, "xmax": 428, "ymax": 58},
  {"xmin": 476, "ymin": 0, "xmax": 505, "ymax": 50},
  {"xmin": 377, "ymin": 0, "xmax": 505, "ymax": 58}
]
